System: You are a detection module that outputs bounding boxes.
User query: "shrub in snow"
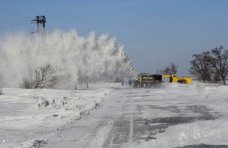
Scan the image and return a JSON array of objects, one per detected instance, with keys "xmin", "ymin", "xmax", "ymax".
[
  {"xmin": 22, "ymin": 77, "xmax": 35, "ymax": 89},
  {"xmin": 77, "ymin": 75, "xmax": 89, "ymax": 89},
  {"xmin": 0, "ymin": 85, "xmax": 2, "ymax": 95},
  {"xmin": 34, "ymin": 64, "xmax": 57, "ymax": 88},
  {"xmin": 0, "ymin": 76, "xmax": 3, "ymax": 95},
  {"xmin": 21, "ymin": 139, "xmax": 48, "ymax": 148},
  {"xmin": 32, "ymin": 139, "xmax": 48, "ymax": 148},
  {"xmin": 37, "ymin": 97, "xmax": 50, "ymax": 108},
  {"xmin": 22, "ymin": 64, "xmax": 57, "ymax": 89}
]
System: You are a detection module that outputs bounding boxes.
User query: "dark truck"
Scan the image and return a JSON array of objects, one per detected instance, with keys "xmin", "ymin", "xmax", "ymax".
[{"xmin": 133, "ymin": 73, "xmax": 162, "ymax": 88}]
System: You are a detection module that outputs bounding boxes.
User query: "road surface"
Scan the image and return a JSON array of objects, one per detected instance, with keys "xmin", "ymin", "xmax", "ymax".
[{"xmin": 44, "ymin": 86, "xmax": 227, "ymax": 148}]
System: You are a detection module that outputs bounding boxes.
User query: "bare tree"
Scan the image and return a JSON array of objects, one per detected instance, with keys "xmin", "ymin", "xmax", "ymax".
[
  {"xmin": 170, "ymin": 63, "xmax": 178, "ymax": 74},
  {"xmin": 189, "ymin": 51, "xmax": 212, "ymax": 82},
  {"xmin": 161, "ymin": 63, "xmax": 178, "ymax": 75},
  {"xmin": 209, "ymin": 46, "xmax": 228, "ymax": 85},
  {"xmin": 34, "ymin": 64, "xmax": 57, "ymax": 88},
  {"xmin": 190, "ymin": 46, "xmax": 228, "ymax": 85},
  {"xmin": 162, "ymin": 67, "xmax": 171, "ymax": 74},
  {"xmin": 212, "ymin": 72, "xmax": 221, "ymax": 83},
  {"xmin": 22, "ymin": 64, "xmax": 57, "ymax": 89}
]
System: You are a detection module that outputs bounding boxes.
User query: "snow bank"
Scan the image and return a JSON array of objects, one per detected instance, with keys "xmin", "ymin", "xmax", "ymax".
[
  {"xmin": 0, "ymin": 30, "xmax": 136, "ymax": 88},
  {"xmin": 163, "ymin": 82, "xmax": 228, "ymax": 100},
  {"xmin": 0, "ymin": 83, "xmax": 119, "ymax": 147}
]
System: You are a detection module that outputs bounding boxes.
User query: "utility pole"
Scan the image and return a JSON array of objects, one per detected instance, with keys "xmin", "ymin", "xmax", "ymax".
[{"xmin": 32, "ymin": 16, "xmax": 46, "ymax": 35}]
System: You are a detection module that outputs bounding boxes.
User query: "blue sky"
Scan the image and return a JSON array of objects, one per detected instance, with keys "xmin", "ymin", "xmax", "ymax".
[{"xmin": 0, "ymin": 0, "xmax": 228, "ymax": 75}]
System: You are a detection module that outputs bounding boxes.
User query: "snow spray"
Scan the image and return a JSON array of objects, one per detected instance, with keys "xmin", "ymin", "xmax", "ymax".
[{"xmin": 0, "ymin": 30, "xmax": 136, "ymax": 88}]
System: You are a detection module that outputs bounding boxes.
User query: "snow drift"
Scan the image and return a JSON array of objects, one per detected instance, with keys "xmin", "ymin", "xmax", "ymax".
[
  {"xmin": 0, "ymin": 30, "xmax": 136, "ymax": 88},
  {"xmin": 0, "ymin": 83, "xmax": 118, "ymax": 148}
]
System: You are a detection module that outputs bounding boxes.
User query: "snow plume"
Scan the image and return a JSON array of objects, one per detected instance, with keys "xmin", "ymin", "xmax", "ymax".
[{"xmin": 0, "ymin": 30, "xmax": 136, "ymax": 88}]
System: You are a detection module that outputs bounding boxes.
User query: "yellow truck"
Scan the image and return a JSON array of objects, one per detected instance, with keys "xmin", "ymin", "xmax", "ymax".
[
  {"xmin": 162, "ymin": 74, "xmax": 192, "ymax": 84},
  {"xmin": 132, "ymin": 73, "xmax": 192, "ymax": 88}
]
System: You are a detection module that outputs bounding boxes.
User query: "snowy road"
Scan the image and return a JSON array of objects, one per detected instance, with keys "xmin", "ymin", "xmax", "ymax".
[{"xmin": 44, "ymin": 84, "xmax": 228, "ymax": 148}]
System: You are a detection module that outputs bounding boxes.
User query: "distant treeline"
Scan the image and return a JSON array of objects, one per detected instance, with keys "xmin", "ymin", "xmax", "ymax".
[{"xmin": 189, "ymin": 45, "xmax": 228, "ymax": 85}]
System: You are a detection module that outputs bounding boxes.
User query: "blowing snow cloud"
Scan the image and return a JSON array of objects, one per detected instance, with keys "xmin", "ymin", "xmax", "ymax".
[{"xmin": 0, "ymin": 30, "xmax": 136, "ymax": 88}]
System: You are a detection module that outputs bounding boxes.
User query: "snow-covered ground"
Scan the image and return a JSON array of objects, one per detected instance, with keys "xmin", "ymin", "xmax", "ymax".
[
  {"xmin": 0, "ymin": 83, "xmax": 120, "ymax": 148},
  {"xmin": 1, "ymin": 82, "xmax": 228, "ymax": 148},
  {"xmin": 132, "ymin": 83, "xmax": 228, "ymax": 148}
]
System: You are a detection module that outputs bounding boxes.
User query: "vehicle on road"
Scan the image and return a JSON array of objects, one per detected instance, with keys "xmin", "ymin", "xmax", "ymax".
[
  {"xmin": 162, "ymin": 74, "xmax": 192, "ymax": 84},
  {"xmin": 133, "ymin": 73, "xmax": 192, "ymax": 88},
  {"xmin": 133, "ymin": 73, "xmax": 162, "ymax": 88}
]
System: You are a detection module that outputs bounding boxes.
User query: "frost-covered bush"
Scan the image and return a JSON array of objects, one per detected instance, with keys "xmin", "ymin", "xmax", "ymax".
[
  {"xmin": 22, "ymin": 64, "xmax": 57, "ymax": 89},
  {"xmin": 78, "ymin": 75, "xmax": 89, "ymax": 89},
  {"xmin": 0, "ymin": 77, "xmax": 3, "ymax": 95},
  {"xmin": 22, "ymin": 77, "xmax": 34, "ymax": 89},
  {"xmin": 34, "ymin": 64, "xmax": 57, "ymax": 88},
  {"xmin": 0, "ymin": 76, "xmax": 3, "ymax": 95}
]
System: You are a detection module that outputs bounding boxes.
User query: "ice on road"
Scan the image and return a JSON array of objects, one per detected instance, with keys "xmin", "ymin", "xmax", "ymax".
[
  {"xmin": 1, "ymin": 83, "xmax": 228, "ymax": 148},
  {"xmin": 45, "ymin": 83, "xmax": 228, "ymax": 148}
]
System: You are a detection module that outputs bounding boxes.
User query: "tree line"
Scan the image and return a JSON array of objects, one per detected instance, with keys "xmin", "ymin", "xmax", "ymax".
[
  {"xmin": 190, "ymin": 45, "xmax": 228, "ymax": 85},
  {"xmin": 157, "ymin": 63, "xmax": 178, "ymax": 75}
]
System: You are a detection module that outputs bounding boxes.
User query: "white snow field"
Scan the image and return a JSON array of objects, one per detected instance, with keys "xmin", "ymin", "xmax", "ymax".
[
  {"xmin": 0, "ymin": 83, "xmax": 118, "ymax": 148},
  {"xmin": 1, "ymin": 82, "xmax": 228, "ymax": 148}
]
